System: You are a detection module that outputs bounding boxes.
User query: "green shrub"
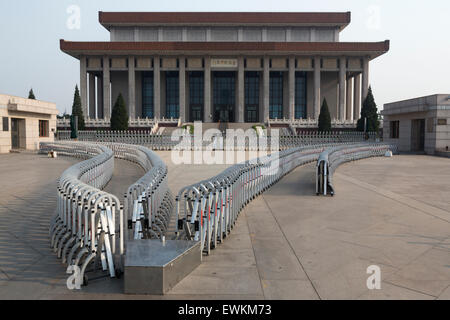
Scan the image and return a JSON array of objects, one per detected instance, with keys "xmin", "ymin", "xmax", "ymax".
[
  {"xmin": 110, "ymin": 93, "xmax": 129, "ymax": 131},
  {"xmin": 71, "ymin": 85, "xmax": 85, "ymax": 130},
  {"xmin": 357, "ymin": 86, "xmax": 380, "ymax": 133},
  {"xmin": 318, "ymin": 98, "xmax": 332, "ymax": 132}
]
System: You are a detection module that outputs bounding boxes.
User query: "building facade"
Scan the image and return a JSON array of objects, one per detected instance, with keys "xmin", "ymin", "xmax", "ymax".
[
  {"xmin": 60, "ymin": 12, "xmax": 389, "ymax": 126},
  {"xmin": 0, "ymin": 94, "xmax": 58, "ymax": 153},
  {"xmin": 382, "ymin": 94, "xmax": 450, "ymax": 155}
]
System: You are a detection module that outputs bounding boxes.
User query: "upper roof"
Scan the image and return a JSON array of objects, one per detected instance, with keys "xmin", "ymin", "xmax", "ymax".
[
  {"xmin": 382, "ymin": 94, "xmax": 450, "ymax": 115},
  {"xmin": 99, "ymin": 12, "xmax": 351, "ymax": 30},
  {"xmin": 0, "ymin": 94, "xmax": 58, "ymax": 115}
]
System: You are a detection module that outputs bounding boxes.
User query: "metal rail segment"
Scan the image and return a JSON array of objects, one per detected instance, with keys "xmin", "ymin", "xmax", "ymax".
[
  {"xmin": 56, "ymin": 130, "xmax": 377, "ymax": 151},
  {"xmin": 316, "ymin": 143, "xmax": 398, "ymax": 196},
  {"xmin": 176, "ymin": 142, "xmax": 397, "ymax": 258},
  {"xmin": 40, "ymin": 141, "xmax": 173, "ymax": 285}
]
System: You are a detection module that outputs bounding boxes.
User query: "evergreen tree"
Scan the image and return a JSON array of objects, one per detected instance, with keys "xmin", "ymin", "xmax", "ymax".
[
  {"xmin": 71, "ymin": 85, "xmax": 85, "ymax": 130},
  {"xmin": 357, "ymin": 86, "xmax": 380, "ymax": 132},
  {"xmin": 28, "ymin": 88, "xmax": 36, "ymax": 99},
  {"xmin": 318, "ymin": 98, "xmax": 332, "ymax": 132},
  {"xmin": 110, "ymin": 93, "xmax": 129, "ymax": 131}
]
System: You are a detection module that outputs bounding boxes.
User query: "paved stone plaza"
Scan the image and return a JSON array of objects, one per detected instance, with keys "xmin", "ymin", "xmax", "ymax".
[{"xmin": 0, "ymin": 153, "xmax": 449, "ymax": 299}]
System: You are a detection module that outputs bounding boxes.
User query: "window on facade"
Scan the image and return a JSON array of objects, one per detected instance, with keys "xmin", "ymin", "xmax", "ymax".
[
  {"xmin": 245, "ymin": 72, "xmax": 259, "ymax": 123},
  {"xmin": 189, "ymin": 72, "xmax": 204, "ymax": 122},
  {"xmin": 166, "ymin": 71, "xmax": 180, "ymax": 119},
  {"xmin": 142, "ymin": 72, "xmax": 154, "ymax": 118},
  {"xmin": 39, "ymin": 120, "xmax": 49, "ymax": 137},
  {"xmin": 295, "ymin": 72, "xmax": 307, "ymax": 119},
  {"xmin": 390, "ymin": 121, "xmax": 400, "ymax": 139},
  {"xmin": 2, "ymin": 117, "xmax": 8, "ymax": 131},
  {"xmin": 269, "ymin": 72, "xmax": 283, "ymax": 119}
]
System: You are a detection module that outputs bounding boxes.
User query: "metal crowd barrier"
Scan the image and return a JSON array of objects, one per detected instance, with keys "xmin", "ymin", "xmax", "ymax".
[
  {"xmin": 112, "ymin": 144, "xmax": 174, "ymax": 241},
  {"xmin": 174, "ymin": 143, "xmax": 348, "ymax": 257},
  {"xmin": 40, "ymin": 141, "xmax": 173, "ymax": 285},
  {"xmin": 41, "ymin": 141, "xmax": 122, "ymax": 285},
  {"xmin": 316, "ymin": 143, "xmax": 398, "ymax": 196},
  {"xmin": 56, "ymin": 130, "xmax": 377, "ymax": 151}
]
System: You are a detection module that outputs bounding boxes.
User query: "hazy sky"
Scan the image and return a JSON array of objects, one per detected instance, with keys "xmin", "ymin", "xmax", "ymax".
[{"xmin": 0, "ymin": 0, "xmax": 449, "ymax": 114}]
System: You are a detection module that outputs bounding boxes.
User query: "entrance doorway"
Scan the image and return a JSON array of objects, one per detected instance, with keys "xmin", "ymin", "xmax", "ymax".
[
  {"xmin": 11, "ymin": 118, "xmax": 24, "ymax": 149},
  {"xmin": 245, "ymin": 71, "xmax": 259, "ymax": 123},
  {"xmin": 189, "ymin": 71, "xmax": 204, "ymax": 122},
  {"xmin": 411, "ymin": 119, "xmax": 425, "ymax": 152},
  {"xmin": 213, "ymin": 71, "xmax": 236, "ymax": 123}
]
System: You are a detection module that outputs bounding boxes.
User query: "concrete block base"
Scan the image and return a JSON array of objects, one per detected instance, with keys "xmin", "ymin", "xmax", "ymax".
[{"xmin": 124, "ymin": 239, "xmax": 201, "ymax": 295}]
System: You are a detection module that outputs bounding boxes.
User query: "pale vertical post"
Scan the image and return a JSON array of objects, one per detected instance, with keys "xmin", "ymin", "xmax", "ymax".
[
  {"xmin": 97, "ymin": 76, "xmax": 103, "ymax": 119},
  {"xmin": 80, "ymin": 56, "xmax": 88, "ymax": 119},
  {"xmin": 288, "ymin": 56, "xmax": 295, "ymax": 120},
  {"xmin": 353, "ymin": 74, "xmax": 361, "ymax": 120},
  {"xmin": 313, "ymin": 57, "xmax": 321, "ymax": 120},
  {"xmin": 204, "ymin": 56, "xmax": 212, "ymax": 123},
  {"xmin": 88, "ymin": 73, "xmax": 96, "ymax": 119},
  {"xmin": 339, "ymin": 57, "xmax": 346, "ymax": 121},
  {"xmin": 263, "ymin": 57, "xmax": 270, "ymax": 123},
  {"xmin": 128, "ymin": 56, "xmax": 136, "ymax": 119},
  {"xmin": 102, "ymin": 56, "xmax": 111, "ymax": 119},
  {"xmin": 346, "ymin": 77, "xmax": 353, "ymax": 120},
  {"xmin": 362, "ymin": 57, "xmax": 370, "ymax": 103},
  {"xmin": 179, "ymin": 57, "xmax": 186, "ymax": 123},
  {"xmin": 154, "ymin": 56, "xmax": 161, "ymax": 120},
  {"xmin": 237, "ymin": 57, "xmax": 245, "ymax": 123}
]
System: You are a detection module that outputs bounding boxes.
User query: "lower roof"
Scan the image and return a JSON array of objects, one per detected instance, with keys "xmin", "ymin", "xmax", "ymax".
[{"xmin": 60, "ymin": 40, "xmax": 390, "ymax": 60}]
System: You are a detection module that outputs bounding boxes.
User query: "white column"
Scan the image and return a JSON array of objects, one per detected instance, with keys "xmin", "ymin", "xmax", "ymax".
[
  {"xmin": 204, "ymin": 56, "xmax": 212, "ymax": 123},
  {"xmin": 128, "ymin": 56, "xmax": 136, "ymax": 119},
  {"xmin": 237, "ymin": 57, "xmax": 245, "ymax": 123},
  {"xmin": 288, "ymin": 56, "xmax": 295, "ymax": 120},
  {"xmin": 154, "ymin": 57, "xmax": 161, "ymax": 119},
  {"xmin": 339, "ymin": 57, "xmax": 346, "ymax": 121},
  {"xmin": 313, "ymin": 57, "xmax": 321, "ymax": 120},
  {"xmin": 346, "ymin": 77, "xmax": 353, "ymax": 120},
  {"xmin": 97, "ymin": 76, "xmax": 103, "ymax": 119},
  {"xmin": 102, "ymin": 56, "xmax": 111, "ymax": 120},
  {"xmin": 353, "ymin": 74, "xmax": 361, "ymax": 120},
  {"xmin": 263, "ymin": 57, "xmax": 270, "ymax": 123},
  {"xmin": 80, "ymin": 56, "xmax": 88, "ymax": 119},
  {"xmin": 179, "ymin": 57, "xmax": 186, "ymax": 123},
  {"xmin": 88, "ymin": 73, "xmax": 96, "ymax": 119},
  {"xmin": 362, "ymin": 57, "xmax": 370, "ymax": 103}
]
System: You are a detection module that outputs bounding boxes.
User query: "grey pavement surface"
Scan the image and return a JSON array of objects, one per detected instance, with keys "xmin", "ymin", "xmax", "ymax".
[{"xmin": 0, "ymin": 153, "xmax": 449, "ymax": 300}]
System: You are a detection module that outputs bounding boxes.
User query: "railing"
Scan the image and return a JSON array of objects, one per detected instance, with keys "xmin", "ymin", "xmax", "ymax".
[
  {"xmin": 112, "ymin": 144, "xmax": 174, "ymax": 241},
  {"xmin": 316, "ymin": 143, "xmax": 398, "ymax": 196},
  {"xmin": 175, "ymin": 143, "xmax": 349, "ymax": 257},
  {"xmin": 56, "ymin": 117, "xmax": 180, "ymax": 129},
  {"xmin": 269, "ymin": 118, "xmax": 358, "ymax": 129},
  {"xmin": 175, "ymin": 142, "xmax": 396, "ymax": 257},
  {"xmin": 41, "ymin": 141, "xmax": 122, "ymax": 284},
  {"xmin": 56, "ymin": 130, "xmax": 377, "ymax": 151},
  {"xmin": 40, "ymin": 141, "xmax": 173, "ymax": 285}
]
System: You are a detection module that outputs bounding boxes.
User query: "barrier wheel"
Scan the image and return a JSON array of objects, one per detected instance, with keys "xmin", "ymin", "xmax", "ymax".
[{"xmin": 83, "ymin": 275, "xmax": 88, "ymax": 286}]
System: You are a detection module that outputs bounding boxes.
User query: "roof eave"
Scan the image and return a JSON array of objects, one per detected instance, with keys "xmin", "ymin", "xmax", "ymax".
[{"xmin": 60, "ymin": 39, "xmax": 389, "ymax": 60}]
